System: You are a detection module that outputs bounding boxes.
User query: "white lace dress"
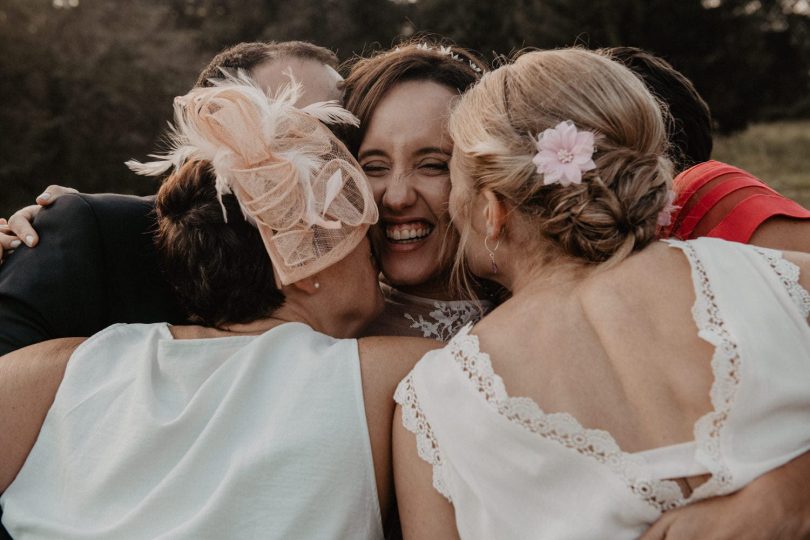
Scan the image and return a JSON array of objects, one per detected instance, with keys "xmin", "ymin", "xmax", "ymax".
[
  {"xmin": 363, "ymin": 283, "xmax": 492, "ymax": 341},
  {"xmin": 394, "ymin": 238, "xmax": 810, "ymax": 539}
]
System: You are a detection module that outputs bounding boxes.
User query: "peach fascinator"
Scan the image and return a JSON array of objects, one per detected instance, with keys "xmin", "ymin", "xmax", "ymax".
[{"xmin": 126, "ymin": 71, "xmax": 378, "ymax": 285}]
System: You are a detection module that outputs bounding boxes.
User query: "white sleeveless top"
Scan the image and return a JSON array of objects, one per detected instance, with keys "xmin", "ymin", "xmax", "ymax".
[
  {"xmin": 2, "ymin": 322, "xmax": 383, "ymax": 539},
  {"xmin": 395, "ymin": 238, "xmax": 810, "ymax": 539}
]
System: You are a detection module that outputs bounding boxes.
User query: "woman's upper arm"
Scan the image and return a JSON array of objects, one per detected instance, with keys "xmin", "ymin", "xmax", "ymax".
[
  {"xmin": 0, "ymin": 337, "xmax": 85, "ymax": 492},
  {"xmin": 356, "ymin": 337, "xmax": 439, "ymax": 526},
  {"xmin": 393, "ymin": 403, "xmax": 460, "ymax": 540}
]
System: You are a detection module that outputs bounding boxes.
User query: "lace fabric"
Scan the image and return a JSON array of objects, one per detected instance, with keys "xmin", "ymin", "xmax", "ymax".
[
  {"xmin": 368, "ymin": 283, "xmax": 491, "ymax": 341},
  {"xmin": 394, "ymin": 374, "xmax": 453, "ymax": 502},
  {"xmin": 665, "ymin": 240, "xmax": 738, "ymax": 500},
  {"xmin": 396, "ymin": 238, "xmax": 810, "ymax": 515},
  {"xmin": 749, "ymin": 245, "xmax": 810, "ymax": 319},
  {"xmin": 447, "ymin": 324, "xmax": 687, "ymax": 512}
]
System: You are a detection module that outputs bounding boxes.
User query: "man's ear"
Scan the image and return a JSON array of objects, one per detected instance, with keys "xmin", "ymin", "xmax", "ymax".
[
  {"xmin": 482, "ymin": 190, "xmax": 507, "ymax": 240},
  {"xmin": 289, "ymin": 276, "xmax": 320, "ymax": 295}
]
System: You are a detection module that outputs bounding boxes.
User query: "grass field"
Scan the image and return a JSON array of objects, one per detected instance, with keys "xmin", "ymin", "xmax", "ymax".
[{"xmin": 712, "ymin": 119, "xmax": 810, "ymax": 209}]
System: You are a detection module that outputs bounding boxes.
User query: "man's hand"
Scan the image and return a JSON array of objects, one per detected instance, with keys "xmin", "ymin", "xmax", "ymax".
[
  {"xmin": 0, "ymin": 218, "xmax": 22, "ymax": 263},
  {"xmin": 641, "ymin": 454, "xmax": 810, "ymax": 540},
  {"xmin": 0, "ymin": 186, "xmax": 78, "ymax": 262}
]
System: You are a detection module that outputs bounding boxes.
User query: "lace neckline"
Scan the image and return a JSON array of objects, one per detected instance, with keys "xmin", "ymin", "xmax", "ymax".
[
  {"xmin": 446, "ymin": 239, "xmax": 809, "ymax": 511},
  {"xmin": 447, "ymin": 323, "xmax": 687, "ymax": 512},
  {"xmin": 382, "ymin": 284, "xmax": 492, "ymax": 342}
]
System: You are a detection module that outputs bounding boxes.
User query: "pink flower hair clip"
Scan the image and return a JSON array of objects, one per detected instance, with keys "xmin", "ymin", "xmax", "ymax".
[
  {"xmin": 532, "ymin": 120, "xmax": 597, "ymax": 186},
  {"xmin": 657, "ymin": 190, "xmax": 679, "ymax": 227}
]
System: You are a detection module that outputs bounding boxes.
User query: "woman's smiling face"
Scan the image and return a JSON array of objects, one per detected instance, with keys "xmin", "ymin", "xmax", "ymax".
[{"xmin": 358, "ymin": 80, "xmax": 457, "ymax": 296}]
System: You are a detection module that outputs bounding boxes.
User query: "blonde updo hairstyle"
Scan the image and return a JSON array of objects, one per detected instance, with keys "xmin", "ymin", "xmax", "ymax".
[{"xmin": 449, "ymin": 48, "xmax": 674, "ymax": 281}]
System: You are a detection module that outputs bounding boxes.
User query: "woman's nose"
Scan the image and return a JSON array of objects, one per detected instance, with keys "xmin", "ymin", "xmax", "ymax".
[{"xmin": 381, "ymin": 171, "xmax": 418, "ymax": 211}]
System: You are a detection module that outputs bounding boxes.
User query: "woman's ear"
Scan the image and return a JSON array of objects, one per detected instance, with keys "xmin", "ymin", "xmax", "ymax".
[{"xmin": 482, "ymin": 190, "xmax": 507, "ymax": 240}]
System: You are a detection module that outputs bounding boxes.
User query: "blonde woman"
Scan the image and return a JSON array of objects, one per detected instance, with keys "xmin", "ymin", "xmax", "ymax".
[{"xmin": 393, "ymin": 48, "xmax": 810, "ymax": 539}]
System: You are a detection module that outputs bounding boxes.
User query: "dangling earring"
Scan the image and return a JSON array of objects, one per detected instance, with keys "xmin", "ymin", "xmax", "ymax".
[{"xmin": 484, "ymin": 236, "xmax": 500, "ymax": 274}]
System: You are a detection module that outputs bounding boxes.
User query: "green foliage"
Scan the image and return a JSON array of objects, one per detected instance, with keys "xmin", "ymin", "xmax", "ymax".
[
  {"xmin": 713, "ymin": 120, "xmax": 810, "ymax": 208},
  {"xmin": 0, "ymin": 0, "xmax": 808, "ymax": 217}
]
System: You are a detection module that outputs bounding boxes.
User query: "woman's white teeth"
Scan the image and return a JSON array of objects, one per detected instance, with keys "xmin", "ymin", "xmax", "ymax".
[{"xmin": 386, "ymin": 224, "xmax": 432, "ymax": 242}]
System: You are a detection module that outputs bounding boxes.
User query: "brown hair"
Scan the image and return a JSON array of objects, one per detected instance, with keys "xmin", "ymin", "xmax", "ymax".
[
  {"xmin": 341, "ymin": 38, "xmax": 488, "ymax": 155},
  {"xmin": 449, "ymin": 48, "xmax": 673, "ymax": 287},
  {"xmin": 604, "ymin": 47, "xmax": 712, "ymax": 172},
  {"xmin": 194, "ymin": 40, "xmax": 339, "ymax": 88},
  {"xmin": 155, "ymin": 161, "xmax": 285, "ymax": 327}
]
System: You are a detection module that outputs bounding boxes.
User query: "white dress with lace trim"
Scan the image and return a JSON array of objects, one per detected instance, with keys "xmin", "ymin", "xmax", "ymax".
[{"xmin": 394, "ymin": 238, "xmax": 810, "ymax": 539}]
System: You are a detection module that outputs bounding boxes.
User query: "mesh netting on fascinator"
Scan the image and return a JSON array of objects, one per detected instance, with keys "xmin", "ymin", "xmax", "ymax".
[{"xmin": 127, "ymin": 71, "xmax": 378, "ymax": 285}]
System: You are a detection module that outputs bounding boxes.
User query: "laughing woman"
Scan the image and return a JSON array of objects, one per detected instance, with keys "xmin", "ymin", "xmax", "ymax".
[{"xmin": 342, "ymin": 40, "xmax": 494, "ymax": 340}]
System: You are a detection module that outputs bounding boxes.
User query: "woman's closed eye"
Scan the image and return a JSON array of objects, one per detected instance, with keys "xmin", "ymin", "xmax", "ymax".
[
  {"xmin": 417, "ymin": 159, "xmax": 449, "ymax": 176},
  {"xmin": 361, "ymin": 161, "xmax": 390, "ymax": 177}
]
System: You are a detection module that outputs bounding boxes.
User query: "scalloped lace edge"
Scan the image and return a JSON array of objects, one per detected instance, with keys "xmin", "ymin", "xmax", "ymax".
[
  {"xmin": 665, "ymin": 240, "xmax": 737, "ymax": 501},
  {"xmin": 394, "ymin": 374, "xmax": 453, "ymax": 502},
  {"xmin": 446, "ymin": 324, "xmax": 687, "ymax": 512},
  {"xmin": 749, "ymin": 245, "xmax": 810, "ymax": 319}
]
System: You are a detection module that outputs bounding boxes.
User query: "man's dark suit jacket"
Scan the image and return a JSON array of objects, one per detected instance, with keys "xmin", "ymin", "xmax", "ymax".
[
  {"xmin": 0, "ymin": 193, "xmax": 188, "ymax": 356},
  {"xmin": 0, "ymin": 193, "xmax": 188, "ymax": 539}
]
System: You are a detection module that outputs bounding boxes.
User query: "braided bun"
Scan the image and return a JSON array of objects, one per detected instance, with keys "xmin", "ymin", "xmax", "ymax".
[{"xmin": 449, "ymin": 48, "xmax": 673, "ymax": 266}]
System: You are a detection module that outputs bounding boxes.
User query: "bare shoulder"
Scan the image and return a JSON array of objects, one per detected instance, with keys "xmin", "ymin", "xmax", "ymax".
[
  {"xmin": 358, "ymin": 336, "xmax": 440, "ymax": 362},
  {"xmin": 0, "ymin": 337, "xmax": 86, "ymax": 492},
  {"xmin": 750, "ymin": 216, "xmax": 810, "ymax": 253},
  {"xmin": 1, "ymin": 337, "xmax": 86, "ymax": 365},
  {"xmin": 781, "ymin": 249, "xmax": 810, "ymax": 291},
  {"xmin": 358, "ymin": 336, "xmax": 440, "ymax": 383}
]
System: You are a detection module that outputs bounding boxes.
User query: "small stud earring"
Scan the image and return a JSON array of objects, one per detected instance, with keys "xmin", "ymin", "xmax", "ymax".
[{"xmin": 314, "ymin": 282, "xmax": 320, "ymax": 289}]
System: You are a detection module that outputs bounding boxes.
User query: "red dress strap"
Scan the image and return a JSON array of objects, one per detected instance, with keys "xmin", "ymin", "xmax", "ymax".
[{"xmin": 667, "ymin": 160, "xmax": 810, "ymax": 242}]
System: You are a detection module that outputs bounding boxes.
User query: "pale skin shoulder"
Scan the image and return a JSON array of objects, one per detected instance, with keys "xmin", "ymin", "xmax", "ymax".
[
  {"xmin": 357, "ymin": 336, "xmax": 440, "ymax": 528},
  {"xmin": 749, "ymin": 216, "xmax": 810, "ymax": 254},
  {"xmin": 0, "ymin": 337, "xmax": 86, "ymax": 493}
]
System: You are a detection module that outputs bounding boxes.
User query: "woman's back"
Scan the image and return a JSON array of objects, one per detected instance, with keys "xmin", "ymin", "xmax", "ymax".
[
  {"xmin": 475, "ymin": 241, "xmax": 720, "ymax": 453},
  {"xmin": 396, "ymin": 238, "xmax": 810, "ymax": 538},
  {"xmin": 2, "ymin": 322, "xmax": 387, "ymax": 538}
]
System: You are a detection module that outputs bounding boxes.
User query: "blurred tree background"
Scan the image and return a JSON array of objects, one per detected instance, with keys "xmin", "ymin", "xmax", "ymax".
[{"xmin": 1, "ymin": 0, "xmax": 809, "ymax": 216}]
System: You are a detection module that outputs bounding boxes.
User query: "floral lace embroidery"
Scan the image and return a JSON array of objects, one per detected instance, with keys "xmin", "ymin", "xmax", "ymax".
[
  {"xmin": 665, "ymin": 239, "xmax": 737, "ymax": 501},
  {"xmin": 447, "ymin": 324, "xmax": 687, "ymax": 512},
  {"xmin": 394, "ymin": 373, "xmax": 452, "ymax": 502},
  {"xmin": 750, "ymin": 246, "xmax": 810, "ymax": 319},
  {"xmin": 404, "ymin": 301, "xmax": 483, "ymax": 342}
]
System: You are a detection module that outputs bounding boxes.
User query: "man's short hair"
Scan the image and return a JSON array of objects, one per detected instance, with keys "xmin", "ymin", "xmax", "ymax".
[
  {"xmin": 194, "ymin": 41, "xmax": 339, "ymax": 88},
  {"xmin": 604, "ymin": 47, "xmax": 713, "ymax": 173}
]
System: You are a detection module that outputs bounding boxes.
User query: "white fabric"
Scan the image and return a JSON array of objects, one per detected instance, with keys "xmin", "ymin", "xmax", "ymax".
[
  {"xmin": 2, "ymin": 322, "xmax": 383, "ymax": 540},
  {"xmin": 395, "ymin": 237, "xmax": 810, "ymax": 539},
  {"xmin": 363, "ymin": 283, "xmax": 491, "ymax": 341}
]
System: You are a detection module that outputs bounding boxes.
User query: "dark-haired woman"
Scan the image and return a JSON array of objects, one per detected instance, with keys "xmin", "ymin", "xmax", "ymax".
[{"xmin": 0, "ymin": 78, "xmax": 435, "ymax": 538}]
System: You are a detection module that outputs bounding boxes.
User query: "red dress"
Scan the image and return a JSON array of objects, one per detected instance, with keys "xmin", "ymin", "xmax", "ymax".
[{"xmin": 664, "ymin": 160, "xmax": 810, "ymax": 242}]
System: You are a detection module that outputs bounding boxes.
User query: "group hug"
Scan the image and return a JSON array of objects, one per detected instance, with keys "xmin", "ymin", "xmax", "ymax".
[{"xmin": 0, "ymin": 37, "xmax": 809, "ymax": 539}]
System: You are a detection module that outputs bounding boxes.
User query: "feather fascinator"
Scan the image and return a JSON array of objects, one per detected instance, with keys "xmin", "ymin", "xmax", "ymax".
[{"xmin": 127, "ymin": 71, "xmax": 378, "ymax": 285}]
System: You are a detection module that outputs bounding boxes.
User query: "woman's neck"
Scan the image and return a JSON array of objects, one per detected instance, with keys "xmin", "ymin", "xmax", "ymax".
[
  {"xmin": 170, "ymin": 317, "xmax": 286, "ymax": 339},
  {"xmin": 387, "ymin": 273, "xmax": 487, "ymax": 302},
  {"xmin": 502, "ymin": 254, "xmax": 598, "ymax": 300}
]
